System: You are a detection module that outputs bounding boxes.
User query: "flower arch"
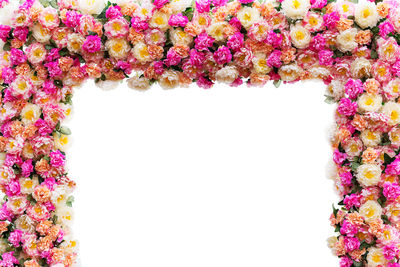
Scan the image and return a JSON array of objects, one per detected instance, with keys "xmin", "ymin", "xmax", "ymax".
[{"xmin": 0, "ymin": 0, "xmax": 400, "ymax": 265}]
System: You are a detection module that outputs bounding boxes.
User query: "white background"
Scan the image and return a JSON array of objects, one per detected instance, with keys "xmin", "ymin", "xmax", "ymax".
[{"xmin": 67, "ymin": 81, "xmax": 339, "ymax": 266}]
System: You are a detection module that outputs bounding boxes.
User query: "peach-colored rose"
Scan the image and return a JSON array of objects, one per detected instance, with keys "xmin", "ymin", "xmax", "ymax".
[
  {"xmin": 36, "ymin": 220, "xmax": 53, "ymax": 236},
  {"xmin": 362, "ymin": 147, "xmax": 378, "ymax": 164},
  {"xmin": 35, "ymin": 158, "xmax": 51, "ymax": 173},
  {"xmin": 355, "ymin": 30, "xmax": 372, "ymax": 46},
  {"xmin": 337, "ymin": 18, "xmax": 354, "ymax": 32},
  {"xmin": 377, "ymin": 2, "xmax": 389, "ymax": 18}
]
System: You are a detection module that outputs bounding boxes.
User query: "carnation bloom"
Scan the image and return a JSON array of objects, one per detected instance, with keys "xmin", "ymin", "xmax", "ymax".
[{"xmin": 82, "ymin": 35, "xmax": 102, "ymax": 53}]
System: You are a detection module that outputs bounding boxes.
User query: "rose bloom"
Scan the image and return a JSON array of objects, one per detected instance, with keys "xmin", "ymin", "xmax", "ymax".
[
  {"xmin": 105, "ymin": 38, "xmax": 130, "ymax": 59},
  {"xmin": 39, "ymin": 7, "xmax": 60, "ymax": 29},
  {"xmin": 104, "ymin": 17, "xmax": 129, "ymax": 38},
  {"xmin": 26, "ymin": 43, "xmax": 46, "ymax": 65}
]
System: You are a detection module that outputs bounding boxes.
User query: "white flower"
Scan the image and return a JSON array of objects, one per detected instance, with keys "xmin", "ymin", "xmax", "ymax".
[
  {"xmin": 381, "ymin": 101, "xmax": 400, "ymax": 126},
  {"xmin": 132, "ymin": 42, "xmax": 151, "ymax": 62},
  {"xmin": 19, "ymin": 176, "xmax": 39, "ymax": 195},
  {"xmin": 67, "ymin": 33, "xmax": 85, "ymax": 53},
  {"xmin": 278, "ymin": 64, "xmax": 303, "ymax": 82},
  {"xmin": 215, "ymin": 66, "xmax": 239, "ymax": 84},
  {"xmin": 32, "ymin": 24, "xmax": 51, "ymax": 43},
  {"xmin": 0, "ymin": 0, "xmax": 19, "ymax": 25},
  {"xmin": 290, "ymin": 24, "xmax": 311, "ymax": 49},
  {"xmin": 95, "ymin": 80, "xmax": 120, "ymax": 90},
  {"xmin": 127, "ymin": 75, "xmax": 151, "ymax": 91},
  {"xmin": 170, "ymin": 28, "xmax": 193, "ymax": 46},
  {"xmin": 15, "ymin": 214, "xmax": 35, "ymax": 233},
  {"xmin": 326, "ymin": 80, "xmax": 345, "ymax": 100},
  {"xmin": 360, "ymin": 129, "xmax": 381, "ymax": 147},
  {"xmin": 237, "ymin": 7, "xmax": 261, "ymax": 29},
  {"xmin": 357, "ymin": 93, "xmax": 382, "ymax": 112},
  {"xmin": 336, "ymin": 28, "xmax": 358, "ymax": 52},
  {"xmin": 169, "ymin": 0, "xmax": 192, "ymax": 14},
  {"xmin": 350, "ymin": 57, "xmax": 371, "ymax": 78},
  {"xmin": 134, "ymin": 0, "xmax": 154, "ymax": 19},
  {"xmin": 78, "ymin": 0, "xmax": 106, "ymax": 15},
  {"xmin": 149, "ymin": 11, "xmax": 170, "ymax": 31},
  {"xmin": 356, "ymin": 164, "xmax": 382, "ymax": 187},
  {"xmin": 252, "ymin": 53, "xmax": 271, "ymax": 75},
  {"xmin": 355, "ymin": 0, "xmax": 379, "ymax": 29},
  {"xmin": 366, "ymin": 247, "xmax": 387, "ymax": 267},
  {"xmin": 105, "ymin": 38, "xmax": 130, "ymax": 59},
  {"xmin": 56, "ymin": 205, "xmax": 74, "ymax": 228},
  {"xmin": 159, "ymin": 70, "xmax": 180, "ymax": 89},
  {"xmin": 52, "ymin": 185, "xmax": 73, "ymax": 208},
  {"xmin": 206, "ymin": 21, "xmax": 228, "ymax": 42},
  {"xmin": 282, "ymin": 0, "xmax": 310, "ymax": 19},
  {"xmin": 20, "ymin": 103, "xmax": 41, "ymax": 125},
  {"xmin": 54, "ymin": 132, "xmax": 71, "ymax": 151}
]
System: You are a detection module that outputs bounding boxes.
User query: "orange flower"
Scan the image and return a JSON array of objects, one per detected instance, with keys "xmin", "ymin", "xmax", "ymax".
[
  {"xmin": 36, "ymin": 220, "xmax": 53, "ymax": 236},
  {"xmin": 0, "ymin": 221, "xmax": 9, "ymax": 235},
  {"xmin": 59, "ymin": 57, "xmax": 74, "ymax": 73},
  {"xmin": 35, "ymin": 158, "xmax": 51, "ymax": 173},
  {"xmin": 37, "ymin": 236, "xmax": 53, "ymax": 252},
  {"xmin": 368, "ymin": 218, "xmax": 384, "ymax": 238},
  {"xmin": 33, "ymin": 185, "xmax": 51, "ymax": 203},
  {"xmin": 24, "ymin": 260, "xmax": 41, "ymax": 267},
  {"xmin": 362, "ymin": 147, "xmax": 378, "ymax": 164},
  {"xmin": 355, "ymin": 30, "xmax": 372, "ymax": 46},
  {"xmin": 148, "ymin": 45, "xmax": 164, "ymax": 60},
  {"xmin": 347, "ymin": 212, "xmax": 364, "ymax": 226},
  {"xmin": 352, "ymin": 114, "xmax": 367, "ymax": 132},
  {"xmin": 51, "ymin": 248, "xmax": 65, "ymax": 263},
  {"xmin": 364, "ymin": 78, "xmax": 380, "ymax": 95},
  {"xmin": 337, "ymin": 18, "xmax": 353, "ymax": 32},
  {"xmin": 128, "ymin": 28, "xmax": 144, "ymax": 45},
  {"xmin": 377, "ymin": 2, "xmax": 389, "ymax": 18},
  {"xmin": 259, "ymin": 2, "xmax": 276, "ymax": 18},
  {"xmin": 173, "ymin": 45, "xmax": 190, "ymax": 58}
]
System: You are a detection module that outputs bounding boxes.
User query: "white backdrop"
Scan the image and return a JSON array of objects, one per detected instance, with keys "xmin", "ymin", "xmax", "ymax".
[{"xmin": 67, "ymin": 81, "xmax": 338, "ymax": 266}]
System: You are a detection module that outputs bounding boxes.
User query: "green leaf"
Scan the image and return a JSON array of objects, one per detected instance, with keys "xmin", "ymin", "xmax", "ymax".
[
  {"xmin": 370, "ymin": 50, "xmax": 378, "ymax": 59},
  {"xmin": 3, "ymin": 42, "xmax": 11, "ymax": 51},
  {"xmin": 332, "ymin": 204, "xmax": 338, "ymax": 218},
  {"xmin": 273, "ymin": 80, "xmax": 282, "ymax": 88},
  {"xmin": 324, "ymin": 95, "xmax": 336, "ymax": 104},
  {"xmin": 38, "ymin": 0, "xmax": 50, "ymax": 7},
  {"xmin": 383, "ymin": 153, "xmax": 395, "ymax": 165},
  {"xmin": 381, "ymin": 214, "xmax": 390, "ymax": 224},
  {"xmin": 59, "ymin": 126, "xmax": 71, "ymax": 135},
  {"xmin": 66, "ymin": 196, "xmax": 74, "ymax": 207}
]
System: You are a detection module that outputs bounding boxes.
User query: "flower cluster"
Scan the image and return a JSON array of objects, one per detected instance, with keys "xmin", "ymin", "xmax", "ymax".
[{"xmin": 0, "ymin": 0, "xmax": 400, "ymax": 265}]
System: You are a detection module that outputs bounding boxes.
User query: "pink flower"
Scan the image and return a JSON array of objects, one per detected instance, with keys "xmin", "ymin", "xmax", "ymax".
[
  {"xmin": 213, "ymin": 0, "xmax": 228, "ymax": 7},
  {"xmin": 318, "ymin": 50, "xmax": 334, "ymax": 66},
  {"xmin": 169, "ymin": 14, "xmax": 189, "ymax": 27},
  {"xmin": 189, "ymin": 49, "xmax": 206, "ymax": 68},
  {"xmin": 339, "ymin": 256, "xmax": 353, "ymax": 267},
  {"xmin": 388, "ymin": 263, "xmax": 400, "ymax": 267},
  {"xmin": 50, "ymin": 150, "xmax": 65, "ymax": 168},
  {"xmin": 1, "ymin": 67, "xmax": 16, "ymax": 84},
  {"xmin": 44, "ymin": 61, "xmax": 62, "ymax": 78},
  {"xmin": 265, "ymin": 30, "xmax": 283, "ymax": 48},
  {"xmin": 229, "ymin": 17, "xmax": 242, "ymax": 30},
  {"xmin": 106, "ymin": 5, "xmax": 122, "ymax": 19},
  {"xmin": 21, "ymin": 159, "xmax": 33, "ymax": 177},
  {"xmin": 214, "ymin": 46, "xmax": 232, "ymax": 65},
  {"xmin": 164, "ymin": 48, "xmax": 182, "ymax": 66},
  {"xmin": 42, "ymin": 80, "xmax": 58, "ymax": 95},
  {"xmin": 267, "ymin": 50, "xmax": 282, "ymax": 68},
  {"xmin": 340, "ymin": 220, "xmax": 358, "ymax": 237},
  {"xmin": 35, "ymin": 119, "xmax": 53, "ymax": 135},
  {"xmin": 310, "ymin": 34, "xmax": 326, "ymax": 51},
  {"xmin": 323, "ymin": 11, "xmax": 340, "ymax": 29},
  {"xmin": 311, "ymin": 0, "xmax": 327, "ymax": 9},
  {"xmin": 197, "ymin": 76, "xmax": 214, "ymax": 89},
  {"xmin": 383, "ymin": 182, "xmax": 400, "ymax": 201},
  {"xmin": 340, "ymin": 171, "xmax": 352, "ymax": 186},
  {"xmin": 8, "ymin": 230, "xmax": 23, "ymax": 247},
  {"xmin": 338, "ymin": 98, "xmax": 357, "ymax": 117},
  {"xmin": 0, "ymin": 25, "xmax": 11, "ymax": 42},
  {"xmin": 393, "ymin": 61, "xmax": 400, "ymax": 77},
  {"xmin": 343, "ymin": 194, "xmax": 361, "ymax": 209},
  {"xmin": 13, "ymin": 27, "xmax": 29, "ymax": 42},
  {"xmin": 230, "ymin": 77, "xmax": 243, "ymax": 87},
  {"xmin": 239, "ymin": 0, "xmax": 254, "ymax": 3},
  {"xmin": 104, "ymin": 17, "xmax": 129, "ymax": 38},
  {"xmin": 345, "ymin": 79, "xmax": 363, "ymax": 99},
  {"xmin": 385, "ymin": 157, "xmax": 400, "ymax": 175},
  {"xmin": 344, "ymin": 236, "xmax": 360, "ymax": 252},
  {"xmin": 333, "ymin": 149, "xmax": 347, "ymax": 165},
  {"xmin": 0, "ymin": 252, "xmax": 19, "ymax": 267},
  {"xmin": 131, "ymin": 16, "xmax": 149, "ymax": 31},
  {"xmin": 10, "ymin": 48, "xmax": 27, "ymax": 66},
  {"xmin": 62, "ymin": 10, "xmax": 82, "ymax": 28},
  {"xmin": 82, "ymin": 35, "xmax": 102, "ymax": 53},
  {"xmin": 196, "ymin": 0, "xmax": 211, "ymax": 13},
  {"xmin": 6, "ymin": 180, "xmax": 20, "ymax": 196},
  {"xmin": 153, "ymin": 61, "xmax": 164, "ymax": 75},
  {"xmin": 379, "ymin": 21, "xmax": 394, "ymax": 37},
  {"xmin": 383, "ymin": 244, "xmax": 400, "ymax": 260},
  {"xmin": 38, "ymin": 7, "xmax": 59, "ymax": 29},
  {"xmin": 195, "ymin": 32, "xmax": 214, "ymax": 51},
  {"xmin": 227, "ymin": 32, "xmax": 244, "ymax": 52},
  {"xmin": 153, "ymin": 0, "xmax": 169, "ymax": 8}
]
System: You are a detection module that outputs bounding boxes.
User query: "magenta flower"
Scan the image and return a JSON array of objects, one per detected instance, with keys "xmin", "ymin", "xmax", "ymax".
[
  {"xmin": 214, "ymin": 46, "xmax": 232, "ymax": 65},
  {"xmin": 383, "ymin": 244, "xmax": 400, "ymax": 260},
  {"xmin": 6, "ymin": 180, "xmax": 20, "ymax": 196},
  {"xmin": 169, "ymin": 14, "xmax": 189, "ymax": 27},
  {"xmin": 339, "ymin": 256, "xmax": 353, "ymax": 267},
  {"xmin": 153, "ymin": 61, "xmax": 164, "ymax": 75},
  {"xmin": 21, "ymin": 159, "xmax": 33, "ymax": 177},
  {"xmin": 189, "ymin": 49, "xmax": 205, "ymax": 68},
  {"xmin": 340, "ymin": 220, "xmax": 358, "ymax": 237},
  {"xmin": 345, "ymin": 79, "xmax": 363, "ymax": 99},
  {"xmin": 227, "ymin": 32, "xmax": 244, "ymax": 51},
  {"xmin": 10, "ymin": 48, "xmax": 27, "ymax": 66},
  {"xmin": 333, "ymin": 149, "xmax": 347, "ymax": 165},
  {"xmin": 44, "ymin": 61, "xmax": 62, "ymax": 78},
  {"xmin": 338, "ymin": 98, "xmax": 357, "ymax": 117},
  {"xmin": 385, "ymin": 157, "xmax": 400, "ymax": 175},
  {"xmin": 131, "ymin": 16, "xmax": 149, "ymax": 31},
  {"xmin": 197, "ymin": 76, "xmax": 214, "ymax": 89},
  {"xmin": 383, "ymin": 182, "xmax": 400, "ymax": 201},
  {"xmin": 50, "ymin": 150, "xmax": 65, "ymax": 168},
  {"xmin": 8, "ymin": 230, "xmax": 23, "ymax": 247},
  {"xmin": 213, "ymin": 0, "xmax": 228, "ymax": 7},
  {"xmin": 106, "ymin": 5, "xmax": 122, "ymax": 19},
  {"xmin": 154, "ymin": 0, "xmax": 169, "ymax": 8},
  {"xmin": 323, "ymin": 11, "xmax": 340, "ymax": 30},
  {"xmin": 379, "ymin": 21, "xmax": 394, "ymax": 38},
  {"xmin": 165, "ymin": 48, "xmax": 182, "ymax": 66},
  {"xmin": 340, "ymin": 171, "xmax": 352, "ymax": 186},
  {"xmin": 318, "ymin": 50, "xmax": 334, "ymax": 66},
  {"xmin": 265, "ymin": 30, "xmax": 283, "ymax": 48},
  {"xmin": 344, "ymin": 236, "xmax": 360, "ymax": 252},
  {"xmin": 0, "ymin": 25, "xmax": 11, "ymax": 42},
  {"xmin": 62, "ymin": 10, "xmax": 82, "ymax": 28},
  {"xmin": 13, "ymin": 27, "xmax": 29, "ymax": 42},
  {"xmin": 310, "ymin": 33, "xmax": 326, "ymax": 51},
  {"xmin": 238, "ymin": 0, "xmax": 254, "ymax": 3},
  {"xmin": 311, "ymin": 0, "xmax": 327, "ymax": 9},
  {"xmin": 0, "ymin": 252, "xmax": 19, "ymax": 267},
  {"xmin": 82, "ymin": 35, "xmax": 102, "ymax": 53},
  {"xmin": 343, "ymin": 194, "xmax": 361, "ymax": 209},
  {"xmin": 195, "ymin": 32, "xmax": 214, "ymax": 51},
  {"xmin": 1, "ymin": 67, "xmax": 16, "ymax": 84},
  {"xmin": 267, "ymin": 50, "xmax": 282, "ymax": 68},
  {"xmin": 196, "ymin": 0, "xmax": 211, "ymax": 13}
]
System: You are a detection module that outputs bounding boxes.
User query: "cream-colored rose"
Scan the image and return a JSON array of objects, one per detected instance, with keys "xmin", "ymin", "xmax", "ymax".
[
  {"xmin": 350, "ymin": 57, "xmax": 371, "ymax": 78},
  {"xmin": 206, "ymin": 21, "xmax": 228, "ymax": 42},
  {"xmin": 381, "ymin": 101, "xmax": 400, "ymax": 126},
  {"xmin": 20, "ymin": 103, "xmax": 41, "ymax": 125},
  {"xmin": 336, "ymin": 28, "xmax": 358, "ymax": 52},
  {"xmin": 32, "ymin": 24, "xmax": 52, "ymax": 43},
  {"xmin": 355, "ymin": 0, "xmax": 379, "ymax": 29},
  {"xmin": 282, "ymin": 0, "xmax": 310, "ymax": 19},
  {"xmin": 132, "ymin": 42, "xmax": 152, "ymax": 62},
  {"xmin": 127, "ymin": 75, "xmax": 151, "ymax": 91},
  {"xmin": 105, "ymin": 38, "xmax": 130, "ymax": 59},
  {"xmin": 149, "ymin": 11, "xmax": 170, "ymax": 31},
  {"xmin": 360, "ymin": 129, "xmax": 381, "ymax": 147},
  {"xmin": 356, "ymin": 164, "xmax": 382, "ymax": 187},
  {"xmin": 278, "ymin": 64, "xmax": 303, "ymax": 82},
  {"xmin": 290, "ymin": 24, "xmax": 311, "ymax": 49},
  {"xmin": 67, "ymin": 33, "xmax": 85, "ymax": 53},
  {"xmin": 366, "ymin": 247, "xmax": 387, "ymax": 267},
  {"xmin": 357, "ymin": 93, "xmax": 382, "ymax": 112},
  {"xmin": 252, "ymin": 53, "xmax": 271, "ymax": 75},
  {"xmin": 159, "ymin": 70, "xmax": 180, "ymax": 89},
  {"xmin": 237, "ymin": 7, "xmax": 261, "ymax": 29},
  {"xmin": 215, "ymin": 66, "xmax": 239, "ymax": 84},
  {"xmin": 170, "ymin": 28, "xmax": 193, "ymax": 46},
  {"xmin": 78, "ymin": 0, "xmax": 105, "ymax": 15}
]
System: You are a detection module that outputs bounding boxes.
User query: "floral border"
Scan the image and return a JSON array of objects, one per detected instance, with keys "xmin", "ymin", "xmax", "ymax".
[{"xmin": 1, "ymin": 0, "xmax": 400, "ymax": 266}]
